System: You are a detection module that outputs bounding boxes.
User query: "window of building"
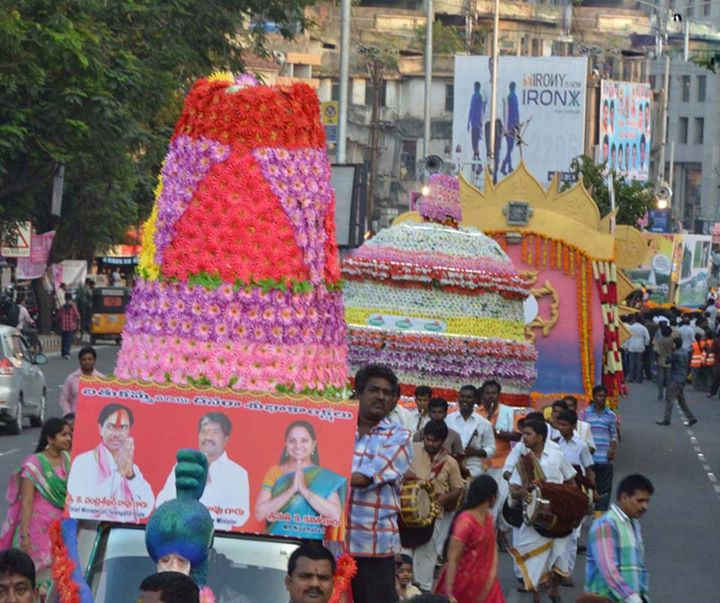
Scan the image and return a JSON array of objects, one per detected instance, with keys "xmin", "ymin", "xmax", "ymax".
[
  {"xmin": 445, "ymin": 84, "xmax": 454, "ymax": 112},
  {"xmin": 681, "ymin": 75, "xmax": 691, "ymax": 102},
  {"xmin": 531, "ymin": 38, "xmax": 541, "ymax": 57},
  {"xmin": 364, "ymin": 80, "xmax": 387, "ymax": 107},
  {"xmin": 649, "ymin": 75, "xmax": 657, "ymax": 89},
  {"xmin": 698, "ymin": 75, "xmax": 706, "ymax": 102},
  {"xmin": 679, "ymin": 117, "xmax": 689, "ymax": 144},
  {"xmin": 400, "ymin": 140, "xmax": 416, "ymax": 181},
  {"xmin": 694, "ymin": 117, "xmax": 704, "ymax": 144},
  {"xmin": 704, "ymin": 1, "xmax": 711, "ymax": 17}
]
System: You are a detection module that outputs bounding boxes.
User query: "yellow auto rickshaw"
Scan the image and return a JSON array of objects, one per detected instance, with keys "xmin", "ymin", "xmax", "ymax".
[{"xmin": 90, "ymin": 287, "xmax": 130, "ymax": 345}]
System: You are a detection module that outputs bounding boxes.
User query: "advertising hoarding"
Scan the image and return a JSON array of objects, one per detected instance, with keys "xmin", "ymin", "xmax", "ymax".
[
  {"xmin": 675, "ymin": 234, "xmax": 712, "ymax": 308},
  {"xmin": 452, "ymin": 55, "xmax": 587, "ymax": 188},
  {"xmin": 66, "ymin": 379, "xmax": 357, "ymax": 540},
  {"xmin": 598, "ymin": 80, "xmax": 652, "ymax": 181}
]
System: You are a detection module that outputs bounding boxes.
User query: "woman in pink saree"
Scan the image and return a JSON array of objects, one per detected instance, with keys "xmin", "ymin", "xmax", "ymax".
[
  {"xmin": 0, "ymin": 418, "xmax": 72, "ymax": 592},
  {"xmin": 435, "ymin": 474, "xmax": 505, "ymax": 603}
]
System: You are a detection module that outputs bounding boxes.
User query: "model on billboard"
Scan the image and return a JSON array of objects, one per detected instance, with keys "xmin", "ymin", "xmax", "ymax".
[
  {"xmin": 602, "ymin": 135, "xmax": 609, "ymax": 165},
  {"xmin": 601, "ymin": 99, "xmax": 609, "ymax": 135},
  {"xmin": 625, "ymin": 142, "xmax": 630, "ymax": 173},
  {"xmin": 467, "ymin": 81, "xmax": 486, "ymax": 174},
  {"xmin": 609, "ymin": 100, "xmax": 615, "ymax": 136},
  {"xmin": 501, "ymin": 82, "xmax": 520, "ymax": 175},
  {"xmin": 610, "ymin": 143, "xmax": 617, "ymax": 170},
  {"xmin": 618, "ymin": 144, "xmax": 624, "ymax": 173},
  {"xmin": 156, "ymin": 412, "xmax": 250, "ymax": 530},
  {"xmin": 640, "ymin": 135, "xmax": 647, "ymax": 171},
  {"xmin": 67, "ymin": 403, "xmax": 155, "ymax": 521},
  {"xmin": 255, "ymin": 420, "xmax": 347, "ymax": 539}
]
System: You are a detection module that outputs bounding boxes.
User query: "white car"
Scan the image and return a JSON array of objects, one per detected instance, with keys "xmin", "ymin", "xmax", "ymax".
[
  {"xmin": 0, "ymin": 325, "xmax": 48, "ymax": 434},
  {"xmin": 46, "ymin": 523, "xmax": 300, "ymax": 602}
]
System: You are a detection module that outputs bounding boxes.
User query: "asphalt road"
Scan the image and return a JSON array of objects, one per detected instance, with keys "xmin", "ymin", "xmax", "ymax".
[{"xmin": 0, "ymin": 348, "xmax": 718, "ymax": 602}]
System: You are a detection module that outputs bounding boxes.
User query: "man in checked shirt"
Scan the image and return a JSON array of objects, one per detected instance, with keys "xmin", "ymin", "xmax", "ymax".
[{"xmin": 349, "ymin": 364, "xmax": 413, "ymax": 603}]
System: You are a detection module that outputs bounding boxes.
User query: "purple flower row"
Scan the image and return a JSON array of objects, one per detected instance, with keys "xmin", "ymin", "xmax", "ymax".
[
  {"xmin": 347, "ymin": 346, "xmax": 537, "ymax": 382},
  {"xmin": 123, "ymin": 279, "xmax": 346, "ymax": 345},
  {"xmin": 154, "ymin": 135, "xmax": 231, "ymax": 263},
  {"xmin": 253, "ymin": 148, "xmax": 334, "ymax": 285}
]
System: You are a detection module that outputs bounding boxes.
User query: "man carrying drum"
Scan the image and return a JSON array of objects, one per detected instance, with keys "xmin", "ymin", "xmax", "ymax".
[
  {"xmin": 507, "ymin": 420, "xmax": 578, "ymax": 603},
  {"xmin": 404, "ymin": 420, "xmax": 465, "ymax": 593}
]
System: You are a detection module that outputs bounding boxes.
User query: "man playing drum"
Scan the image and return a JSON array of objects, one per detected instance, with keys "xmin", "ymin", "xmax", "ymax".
[
  {"xmin": 508, "ymin": 420, "xmax": 577, "ymax": 603},
  {"xmin": 405, "ymin": 420, "xmax": 465, "ymax": 593}
]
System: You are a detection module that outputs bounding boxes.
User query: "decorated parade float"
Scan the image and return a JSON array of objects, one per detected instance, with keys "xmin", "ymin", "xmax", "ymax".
[
  {"xmin": 343, "ymin": 174, "xmax": 538, "ymax": 406},
  {"xmin": 391, "ymin": 164, "xmax": 630, "ymax": 408},
  {"xmin": 50, "ymin": 74, "xmax": 358, "ymax": 603}
]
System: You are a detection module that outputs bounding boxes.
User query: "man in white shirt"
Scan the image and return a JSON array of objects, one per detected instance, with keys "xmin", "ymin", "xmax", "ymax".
[
  {"xmin": 407, "ymin": 385, "xmax": 432, "ymax": 435},
  {"xmin": 626, "ymin": 315, "xmax": 650, "ymax": 383},
  {"xmin": 386, "ymin": 384, "xmax": 415, "ymax": 430},
  {"xmin": 508, "ymin": 420, "xmax": 576, "ymax": 603},
  {"xmin": 445, "ymin": 385, "xmax": 495, "ymax": 477},
  {"xmin": 68, "ymin": 403, "xmax": 155, "ymax": 521},
  {"xmin": 679, "ymin": 315, "xmax": 695, "ymax": 352},
  {"xmin": 553, "ymin": 410, "xmax": 596, "ymax": 585},
  {"xmin": 156, "ymin": 412, "xmax": 249, "ymax": 529},
  {"xmin": 562, "ymin": 396, "xmax": 596, "ymax": 454}
]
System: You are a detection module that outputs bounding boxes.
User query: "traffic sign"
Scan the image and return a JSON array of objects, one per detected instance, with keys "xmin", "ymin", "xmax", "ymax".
[
  {"xmin": 1, "ymin": 222, "xmax": 31, "ymax": 257},
  {"xmin": 325, "ymin": 125, "xmax": 338, "ymax": 143},
  {"xmin": 321, "ymin": 101, "xmax": 339, "ymax": 126}
]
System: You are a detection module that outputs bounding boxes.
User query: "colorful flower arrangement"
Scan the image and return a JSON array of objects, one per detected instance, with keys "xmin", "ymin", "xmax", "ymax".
[
  {"xmin": 50, "ymin": 519, "xmax": 92, "ymax": 603},
  {"xmin": 343, "ymin": 199, "xmax": 537, "ymax": 404},
  {"xmin": 329, "ymin": 553, "xmax": 357, "ymax": 603},
  {"xmin": 418, "ymin": 174, "xmax": 462, "ymax": 225},
  {"xmin": 117, "ymin": 74, "xmax": 347, "ymax": 396}
]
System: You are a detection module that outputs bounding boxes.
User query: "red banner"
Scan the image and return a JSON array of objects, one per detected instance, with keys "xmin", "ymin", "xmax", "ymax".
[{"xmin": 66, "ymin": 378, "xmax": 358, "ymax": 541}]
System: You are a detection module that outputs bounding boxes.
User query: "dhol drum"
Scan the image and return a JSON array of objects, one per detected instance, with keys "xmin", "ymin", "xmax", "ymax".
[
  {"xmin": 399, "ymin": 480, "xmax": 440, "ymax": 549},
  {"xmin": 522, "ymin": 482, "xmax": 589, "ymax": 538}
]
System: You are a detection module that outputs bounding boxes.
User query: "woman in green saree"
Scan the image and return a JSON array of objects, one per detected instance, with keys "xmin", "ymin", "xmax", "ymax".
[
  {"xmin": 254, "ymin": 420, "xmax": 346, "ymax": 539},
  {"xmin": 0, "ymin": 418, "xmax": 72, "ymax": 592}
]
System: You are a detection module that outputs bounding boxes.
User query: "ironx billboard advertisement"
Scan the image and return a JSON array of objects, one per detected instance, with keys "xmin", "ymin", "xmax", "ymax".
[
  {"xmin": 598, "ymin": 79, "xmax": 652, "ymax": 181},
  {"xmin": 452, "ymin": 55, "xmax": 587, "ymax": 188}
]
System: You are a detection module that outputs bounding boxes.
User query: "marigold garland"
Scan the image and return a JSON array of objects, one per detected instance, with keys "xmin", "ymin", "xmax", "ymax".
[{"xmin": 50, "ymin": 520, "xmax": 80, "ymax": 603}]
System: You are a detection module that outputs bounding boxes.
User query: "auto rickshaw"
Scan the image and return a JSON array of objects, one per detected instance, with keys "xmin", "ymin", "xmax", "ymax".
[{"xmin": 90, "ymin": 287, "xmax": 130, "ymax": 345}]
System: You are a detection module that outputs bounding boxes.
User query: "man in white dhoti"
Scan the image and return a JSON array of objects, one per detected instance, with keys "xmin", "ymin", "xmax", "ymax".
[
  {"xmin": 156, "ymin": 412, "xmax": 249, "ymax": 529},
  {"xmin": 552, "ymin": 409, "xmax": 596, "ymax": 586},
  {"xmin": 68, "ymin": 403, "xmax": 155, "ymax": 521},
  {"xmin": 508, "ymin": 419, "xmax": 577, "ymax": 603}
]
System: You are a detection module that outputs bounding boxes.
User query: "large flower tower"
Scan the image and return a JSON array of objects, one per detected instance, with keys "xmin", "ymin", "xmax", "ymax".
[
  {"xmin": 342, "ymin": 174, "xmax": 537, "ymax": 405},
  {"xmin": 116, "ymin": 73, "xmax": 348, "ymax": 397}
]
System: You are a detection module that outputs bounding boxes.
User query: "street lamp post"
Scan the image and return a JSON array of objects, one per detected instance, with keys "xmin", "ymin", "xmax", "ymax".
[
  {"xmin": 488, "ymin": 0, "xmax": 500, "ymax": 167},
  {"xmin": 337, "ymin": 0, "xmax": 351, "ymax": 164},
  {"xmin": 423, "ymin": 0, "xmax": 433, "ymax": 163}
]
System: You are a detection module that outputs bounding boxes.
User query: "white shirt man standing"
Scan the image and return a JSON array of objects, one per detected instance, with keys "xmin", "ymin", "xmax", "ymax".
[
  {"xmin": 156, "ymin": 412, "xmax": 249, "ymax": 529},
  {"xmin": 445, "ymin": 385, "xmax": 495, "ymax": 477}
]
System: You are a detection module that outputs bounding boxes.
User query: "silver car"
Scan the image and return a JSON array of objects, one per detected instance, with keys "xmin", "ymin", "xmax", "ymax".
[{"xmin": 0, "ymin": 325, "xmax": 48, "ymax": 434}]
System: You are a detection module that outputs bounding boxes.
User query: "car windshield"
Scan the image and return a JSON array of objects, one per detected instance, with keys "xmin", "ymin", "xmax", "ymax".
[{"xmin": 84, "ymin": 526, "xmax": 298, "ymax": 602}]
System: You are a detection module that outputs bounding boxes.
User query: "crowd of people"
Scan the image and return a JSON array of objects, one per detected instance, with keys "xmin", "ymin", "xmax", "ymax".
[{"xmin": 0, "ymin": 357, "xmax": 654, "ymax": 603}]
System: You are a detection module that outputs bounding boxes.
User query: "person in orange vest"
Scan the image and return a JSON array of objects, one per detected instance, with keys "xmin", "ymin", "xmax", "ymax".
[
  {"xmin": 690, "ymin": 333, "xmax": 711, "ymax": 391},
  {"xmin": 707, "ymin": 330, "xmax": 720, "ymax": 398}
]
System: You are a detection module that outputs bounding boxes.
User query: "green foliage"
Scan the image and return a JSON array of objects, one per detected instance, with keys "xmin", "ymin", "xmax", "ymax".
[
  {"xmin": 561, "ymin": 156, "xmax": 655, "ymax": 226},
  {"xmin": 0, "ymin": 0, "xmax": 313, "ymax": 259},
  {"xmin": 414, "ymin": 21, "xmax": 465, "ymax": 55}
]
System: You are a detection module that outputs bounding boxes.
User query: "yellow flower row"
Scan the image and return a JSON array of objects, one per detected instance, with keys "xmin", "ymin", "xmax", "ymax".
[
  {"xmin": 138, "ymin": 173, "xmax": 164, "ymax": 281},
  {"xmin": 345, "ymin": 308, "xmax": 527, "ymax": 341}
]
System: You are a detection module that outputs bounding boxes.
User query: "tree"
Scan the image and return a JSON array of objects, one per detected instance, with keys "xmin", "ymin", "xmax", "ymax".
[
  {"xmin": 414, "ymin": 21, "xmax": 466, "ymax": 55},
  {"xmin": 0, "ymin": 0, "xmax": 314, "ymax": 259},
  {"xmin": 561, "ymin": 155, "xmax": 655, "ymax": 226}
]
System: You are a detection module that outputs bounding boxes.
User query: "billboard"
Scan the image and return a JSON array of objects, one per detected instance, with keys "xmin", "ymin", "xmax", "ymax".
[
  {"xmin": 599, "ymin": 80, "xmax": 652, "ymax": 181},
  {"xmin": 675, "ymin": 234, "xmax": 712, "ymax": 308},
  {"xmin": 452, "ymin": 56, "xmax": 587, "ymax": 187},
  {"xmin": 66, "ymin": 379, "xmax": 357, "ymax": 541},
  {"xmin": 623, "ymin": 232, "xmax": 678, "ymax": 304}
]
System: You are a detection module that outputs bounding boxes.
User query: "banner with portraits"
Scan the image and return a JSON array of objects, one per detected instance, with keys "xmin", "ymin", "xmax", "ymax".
[
  {"xmin": 598, "ymin": 80, "xmax": 652, "ymax": 181},
  {"xmin": 65, "ymin": 378, "xmax": 358, "ymax": 541}
]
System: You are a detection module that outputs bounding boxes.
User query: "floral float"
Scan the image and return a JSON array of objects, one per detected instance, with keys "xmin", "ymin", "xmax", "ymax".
[
  {"xmin": 343, "ymin": 174, "xmax": 537, "ymax": 404},
  {"xmin": 116, "ymin": 73, "xmax": 347, "ymax": 397}
]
